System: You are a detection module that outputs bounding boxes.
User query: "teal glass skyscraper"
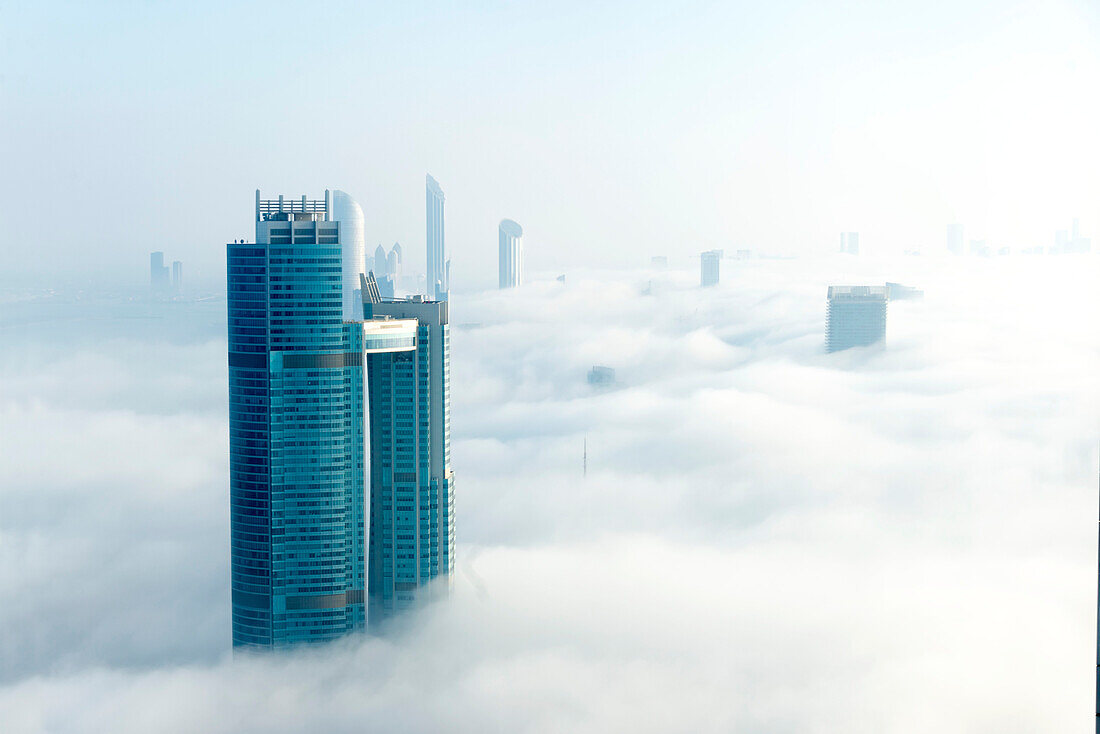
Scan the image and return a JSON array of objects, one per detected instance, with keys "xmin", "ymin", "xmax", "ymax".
[
  {"xmin": 363, "ymin": 295, "xmax": 454, "ymax": 621},
  {"xmin": 229, "ymin": 190, "xmax": 453, "ymax": 648}
]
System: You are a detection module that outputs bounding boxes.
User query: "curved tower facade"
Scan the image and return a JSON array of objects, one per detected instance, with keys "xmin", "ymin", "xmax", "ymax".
[
  {"xmin": 230, "ymin": 190, "xmax": 370, "ymax": 648},
  {"xmin": 331, "ymin": 190, "xmax": 366, "ymax": 320},
  {"xmin": 374, "ymin": 244, "xmax": 387, "ymax": 276},
  {"xmin": 498, "ymin": 219, "xmax": 523, "ymax": 289}
]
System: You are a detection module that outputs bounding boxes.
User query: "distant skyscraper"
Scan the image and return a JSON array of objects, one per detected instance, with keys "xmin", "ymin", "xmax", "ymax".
[
  {"xmin": 826, "ymin": 286, "xmax": 888, "ymax": 353},
  {"xmin": 946, "ymin": 224, "xmax": 964, "ymax": 255},
  {"xmin": 150, "ymin": 252, "xmax": 169, "ymax": 292},
  {"xmin": 650, "ymin": 256, "xmax": 668, "ymax": 269},
  {"xmin": 390, "ymin": 243, "xmax": 403, "ymax": 279},
  {"xmin": 171, "ymin": 260, "xmax": 182, "ymax": 293},
  {"xmin": 374, "ymin": 244, "xmax": 387, "ymax": 277},
  {"xmin": 362, "ymin": 296, "xmax": 453, "ymax": 621},
  {"xmin": 587, "ymin": 365, "xmax": 616, "ymax": 386},
  {"xmin": 840, "ymin": 232, "xmax": 860, "ymax": 255},
  {"xmin": 499, "ymin": 219, "xmax": 524, "ymax": 289},
  {"xmin": 700, "ymin": 249, "xmax": 721, "ymax": 287},
  {"xmin": 969, "ymin": 239, "xmax": 989, "ymax": 257},
  {"xmin": 426, "ymin": 174, "xmax": 446, "ymax": 300},
  {"xmin": 1062, "ymin": 218, "xmax": 1092, "ymax": 254}
]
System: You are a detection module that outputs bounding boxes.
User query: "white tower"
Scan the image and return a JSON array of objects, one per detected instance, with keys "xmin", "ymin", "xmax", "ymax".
[
  {"xmin": 331, "ymin": 190, "xmax": 366, "ymax": 320},
  {"xmin": 499, "ymin": 219, "xmax": 524, "ymax": 289}
]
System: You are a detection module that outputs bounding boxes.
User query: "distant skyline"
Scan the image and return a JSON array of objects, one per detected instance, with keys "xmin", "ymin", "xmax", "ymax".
[{"xmin": 1, "ymin": 0, "xmax": 1098, "ymax": 289}]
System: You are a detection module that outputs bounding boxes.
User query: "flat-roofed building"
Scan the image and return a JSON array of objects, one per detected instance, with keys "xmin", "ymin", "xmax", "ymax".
[{"xmin": 826, "ymin": 285, "xmax": 887, "ymax": 353}]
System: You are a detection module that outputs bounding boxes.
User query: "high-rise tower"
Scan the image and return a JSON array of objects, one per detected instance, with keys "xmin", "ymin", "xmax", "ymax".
[
  {"xmin": 426, "ymin": 175, "xmax": 446, "ymax": 300},
  {"xmin": 229, "ymin": 190, "xmax": 453, "ymax": 647},
  {"xmin": 228, "ymin": 190, "xmax": 375, "ymax": 648},
  {"xmin": 499, "ymin": 219, "xmax": 523, "ymax": 289},
  {"xmin": 150, "ymin": 252, "xmax": 169, "ymax": 292},
  {"xmin": 825, "ymin": 285, "xmax": 888, "ymax": 353},
  {"xmin": 362, "ymin": 295, "xmax": 454, "ymax": 622},
  {"xmin": 700, "ymin": 250, "xmax": 721, "ymax": 287},
  {"xmin": 330, "ymin": 189, "xmax": 367, "ymax": 319},
  {"xmin": 946, "ymin": 224, "xmax": 965, "ymax": 255},
  {"xmin": 840, "ymin": 232, "xmax": 860, "ymax": 255}
]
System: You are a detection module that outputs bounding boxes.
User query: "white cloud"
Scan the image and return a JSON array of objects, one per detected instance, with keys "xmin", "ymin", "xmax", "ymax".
[{"xmin": 0, "ymin": 254, "xmax": 1096, "ymax": 732}]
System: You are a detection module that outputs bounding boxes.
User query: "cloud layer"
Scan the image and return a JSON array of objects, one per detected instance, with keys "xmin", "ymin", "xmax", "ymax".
[{"xmin": 0, "ymin": 255, "xmax": 1096, "ymax": 732}]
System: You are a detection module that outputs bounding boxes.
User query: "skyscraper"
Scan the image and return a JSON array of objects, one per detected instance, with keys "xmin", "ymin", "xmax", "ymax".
[
  {"xmin": 499, "ymin": 219, "xmax": 523, "ymax": 289},
  {"xmin": 228, "ymin": 190, "xmax": 452, "ymax": 648},
  {"xmin": 374, "ymin": 244, "xmax": 387, "ymax": 276},
  {"xmin": 700, "ymin": 249, "xmax": 721, "ymax": 287},
  {"xmin": 946, "ymin": 223, "xmax": 964, "ymax": 255},
  {"xmin": 329, "ymin": 189, "xmax": 367, "ymax": 319},
  {"xmin": 171, "ymin": 260, "xmax": 183, "ymax": 293},
  {"xmin": 150, "ymin": 251, "xmax": 169, "ymax": 292},
  {"xmin": 426, "ymin": 174, "xmax": 446, "ymax": 300},
  {"xmin": 825, "ymin": 286, "xmax": 888, "ymax": 353},
  {"xmin": 228, "ymin": 190, "xmax": 371, "ymax": 648},
  {"xmin": 840, "ymin": 232, "xmax": 860, "ymax": 255},
  {"xmin": 388, "ymin": 243, "xmax": 402, "ymax": 284},
  {"xmin": 362, "ymin": 295, "xmax": 454, "ymax": 621}
]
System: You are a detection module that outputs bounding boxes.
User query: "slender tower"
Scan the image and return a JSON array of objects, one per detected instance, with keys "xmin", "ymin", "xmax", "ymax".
[
  {"xmin": 498, "ymin": 219, "xmax": 524, "ymax": 289},
  {"xmin": 362, "ymin": 295, "xmax": 454, "ymax": 621},
  {"xmin": 426, "ymin": 174, "xmax": 446, "ymax": 300}
]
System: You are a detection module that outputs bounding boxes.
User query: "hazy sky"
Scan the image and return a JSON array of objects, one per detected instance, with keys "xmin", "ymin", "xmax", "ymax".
[{"xmin": 1, "ymin": 0, "xmax": 1098, "ymax": 287}]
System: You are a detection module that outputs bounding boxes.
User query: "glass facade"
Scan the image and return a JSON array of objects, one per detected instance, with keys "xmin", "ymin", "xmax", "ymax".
[
  {"xmin": 229, "ymin": 191, "xmax": 454, "ymax": 648},
  {"xmin": 229, "ymin": 200, "xmax": 367, "ymax": 648},
  {"xmin": 365, "ymin": 300, "xmax": 454, "ymax": 622},
  {"xmin": 825, "ymin": 286, "xmax": 888, "ymax": 353}
]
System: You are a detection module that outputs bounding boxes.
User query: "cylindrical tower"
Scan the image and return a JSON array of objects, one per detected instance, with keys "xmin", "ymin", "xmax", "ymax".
[
  {"xmin": 499, "ymin": 219, "xmax": 524, "ymax": 289},
  {"xmin": 331, "ymin": 190, "xmax": 366, "ymax": 320}
]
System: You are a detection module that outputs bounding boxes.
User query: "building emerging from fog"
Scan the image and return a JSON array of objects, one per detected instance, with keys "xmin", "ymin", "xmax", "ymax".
[
  {"xmin": 426, "ymin": 174, "xmax": 447, "ymax": 300},
  {"xmin": 840, "ymin": 232, "xmax": 860, "ymax": 255},
  {"xmin": 499, "ymin": 219, "xmax": 523, "ymax": 288},
  {"xmin": 588, "ymin": 365, "xmax": 616, "ymax": 386},
  {"xmin": 946, "ymin": 224, "xmax": 964, "ymax": 255},
  {"xmin": 362, "ymin": 295, "xmax": 453, "ymax": 622},
  {"xmin": 373, "ymin": 242, "xmax": 402, "ymax": 298},
  {"xmin": 700, "ymin": 249, "xmax": 721, "ymax": 287},
  {"xmin": 228, "ymin": 189, "xmax": 452, "ymax": 648},
  {"xmin": 825, "ymin": 286, "xmax": 887, "ymax": 353},
  {"xmin": 150, "ymin": 252, "xmax": 170, "ymax": 292},
  {"xmin": 171, "ymin": 260, "xmax": 182, "ymax": 293}
]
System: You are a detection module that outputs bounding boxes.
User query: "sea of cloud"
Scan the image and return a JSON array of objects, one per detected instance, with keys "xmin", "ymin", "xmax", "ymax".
[{"xmin": 0, "ymin": 254, "xmax": 1096, "ymax": 733}]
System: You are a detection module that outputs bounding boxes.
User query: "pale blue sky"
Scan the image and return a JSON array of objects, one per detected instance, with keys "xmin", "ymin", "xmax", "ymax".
[{"xmin": 1, "ymin": 0, "xmax": 1097, "ymax": 287}]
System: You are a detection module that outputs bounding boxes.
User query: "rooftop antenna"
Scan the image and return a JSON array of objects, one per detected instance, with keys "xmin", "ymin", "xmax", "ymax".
[{"xmin": 583, "ymin": 434, "xmax": 587, "ymax": 478}]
